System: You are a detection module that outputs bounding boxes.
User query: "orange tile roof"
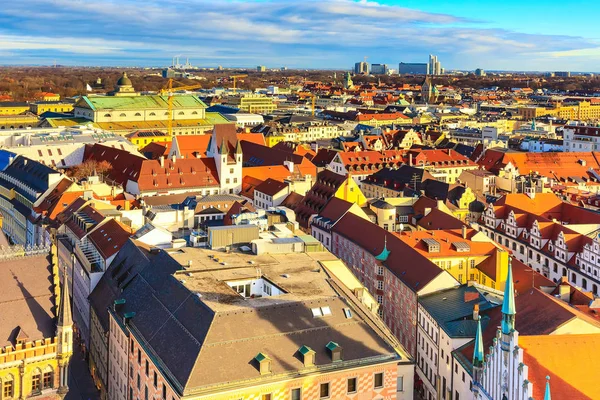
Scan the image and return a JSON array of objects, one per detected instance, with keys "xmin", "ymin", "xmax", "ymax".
[
  {"xmin": 520, "ymin": 334, "xmax": 600, "ymax": 400},
  {"xmin": 396, "ymin": 229, "xmax": 496, "ymax": 258}
]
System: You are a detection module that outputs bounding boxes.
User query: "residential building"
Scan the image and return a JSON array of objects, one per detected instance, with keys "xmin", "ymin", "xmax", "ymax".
[
  {"xmin": 90, "ymin": 242, "xmax": 414, "ymax": 400},
  {"xmin": 407, "ymin": 149, "xmax": 479, "ymax": 184},
  {"xmin": 126, "ymin": 130, "xmax": 172, "ymax": 148},
  {"xmin": 0, "ymin": 248, "xmax": 73, "ymax": 399},
  {"xmin": 253, "ymin": 178, "xmax": 289, "ymax": 209},
  {"xmin": 416, "ymin": 284, "xmax": 501, "ymax": 400},
  {"xmin": 563, "ymin": 125, "xmax": 600, "ymax": 152},
  {"xmin": 330, "ymin": 212, "xmax": 459, "ymax": 356},
  {"xmin": 478, "ymin": 192, "xmax": 600, "ymax": 295},
  {"xmin": 0, "ymin": 154, "xmax": 63, "ymax": 246},
  {"xmin": 327, "ymin": 150, "xmax": 404, "ymax": 182},
  {"xmin": 57, "ymin": 201, "xmax": 131, "ymax": 356},
  {"xmin": 295, "ymin": 169, "xmax": 367, "ymax": 228},
  {"xmin": 311, "ymin": 197, "xmax": 370, "ymax": 251},
  {"xmin": 360, "ymin": 165, "xmax": 433, "ymax": 198}
]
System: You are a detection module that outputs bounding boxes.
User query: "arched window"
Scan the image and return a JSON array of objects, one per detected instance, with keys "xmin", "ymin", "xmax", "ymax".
[
  {"xmin": 119, "ymin": 113, "xmax": 126, "ymax": 117},
  {"xmin": 2, "ymin": 374, "xmax": 14, "ymax": 398},
  {"xmin": 104, "ymin": 113, "xmax": 111, "ymax": 117},
  {"xmin": 149, "ymin": 112, "xmax": 156, "ymax": 116},
  {"xmin": 178, "ymin": 111, "xmax": 184, "ymax": 115},
  {"xmin": 31, "ymin": 368, "xmax": 42, "ymax": 393},
  {"xmin": 42, "ymin": 366, "xmax": 54, "ymax": 389},
  {"xmin": 134, "ymin": 112, "xmax": 141, "ymax": 117},
  {"xmin": 191, "ymin": 111, "xmax": 198, "ymax": 115}
]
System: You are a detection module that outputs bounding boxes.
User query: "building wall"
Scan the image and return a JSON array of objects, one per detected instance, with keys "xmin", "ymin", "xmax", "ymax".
[
  {"xmin": 332, "ymin": 232, "xmax": 418, "ymax": 357},
  {"xmin": 108, "ymin": 313, "xmax": 130, "ymax": 400},
  {"xmin": 127, "ymin": 323, "xmax": 403, "ymax": 400},
  {"xmin": 0, "ymin": 339, "xmax": 62, "ymax": 400},
  {"xmin": 334, "ymin": 178, "xmax": 367, "ymax": 207},
  {"xmin": 89, "ymin": 309, "xmax": 108, "ymax": 400}
]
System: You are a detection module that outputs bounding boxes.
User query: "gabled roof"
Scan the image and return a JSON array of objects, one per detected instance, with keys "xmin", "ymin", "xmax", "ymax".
[
  {"xmin": 254, "ymin": 178, "xmax": 288, "ymax": 197},
  {"xmin": 88, "ymin": 219, "xmax": 132, "ymax": 260},
  {"xmin": 332, "ymin": 212, "xmax": 445, "ymax": 292}
]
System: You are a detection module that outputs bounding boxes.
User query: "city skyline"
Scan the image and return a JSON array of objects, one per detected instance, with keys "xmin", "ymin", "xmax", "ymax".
[{"xmin": 1, "ymin": 0, "xmax": 600, "ymax": 71}]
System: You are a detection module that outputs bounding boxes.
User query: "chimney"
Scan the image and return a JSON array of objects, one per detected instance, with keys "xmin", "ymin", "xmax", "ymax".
[
  {"xmin": 171, "ymin": 153, "xmax": 177, "ymax": 164},
  {"xmin": 409, "ymin": 153, "xmax": 413, "ymax": 166},
  {"xmin": 159, "ymin": 156, "xmax": 165, "ymax": 167},
  {"xmin": 462, "ymin": 225, "xmax": 467, "ymax": 239},
  {"xmin": 559, "ymin": 280, "xmax": 570, "ymax": 303},
  {"xmin": 473, "ymin": 304, "xmax": 480, "ymax": 320}
]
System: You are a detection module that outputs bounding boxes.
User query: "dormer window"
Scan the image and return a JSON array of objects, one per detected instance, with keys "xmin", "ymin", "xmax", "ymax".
[
  {"xmin": 254, "ymin": 353, "xmax": 271, "ymax": 375},
  {"xmin": 326, "ymin": 341, "xmax": 343, "ymax": 362}
]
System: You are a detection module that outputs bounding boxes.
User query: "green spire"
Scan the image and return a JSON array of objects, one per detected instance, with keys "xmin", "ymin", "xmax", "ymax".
[
  {"xmin": 501, "ymin": 257, "xmax": 516, "ymax": 334},
  {"xmin": 375, "ymin": 235, "xmax": 390, "ymax": 261},
  {"xmin": 235, "ymin": 139, "xmax": 243, "ymax": 155},
  {"xmin": 473, "ymin": 317, "xmax": 484, "ymax": 368},
  {"xmin": 544, "ymin": 376, "xmax": 551, "ymax": 400},
  {"xmin": 219, "ymin": 138, "xmax": 228, "ymax": 155}
]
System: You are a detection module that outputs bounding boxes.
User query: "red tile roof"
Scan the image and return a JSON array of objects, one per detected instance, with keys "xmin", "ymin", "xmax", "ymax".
[{"xmin": 88, "ymin": 219, "xmax": 132, "ymax": 260}]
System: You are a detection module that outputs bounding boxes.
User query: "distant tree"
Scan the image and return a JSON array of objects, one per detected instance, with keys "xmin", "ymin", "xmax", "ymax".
[{"xmin": 70, "ymin": 159, "xmax": 112, "ymax": 180}]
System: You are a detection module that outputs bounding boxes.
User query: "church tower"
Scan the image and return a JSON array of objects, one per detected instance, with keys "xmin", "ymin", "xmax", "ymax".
[
  {"xmin": 501, "ymin": 257, "xmax": 516, "ymax": 352},
  {"xmin": 56, "ymin": 266, "xmax": 73, "ymax": 395},
  {"xmin": 472, "ymin": 316, "xmax": 484, "ymax": 397}
]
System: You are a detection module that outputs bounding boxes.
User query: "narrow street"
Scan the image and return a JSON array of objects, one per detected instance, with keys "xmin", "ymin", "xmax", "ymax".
[{"xmin": 65, "ymin": 338, "xmax": 100, "ymax": 400}]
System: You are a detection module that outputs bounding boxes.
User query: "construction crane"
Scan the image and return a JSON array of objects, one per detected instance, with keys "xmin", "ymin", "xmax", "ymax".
[
  {"xmin": 229, "ymin": 74, "xmax": 248, "ymax": 95},
  {"xmin": 302, "ymin": 93, "xmax": 317, "ymax": 116},
  {"xmin": 159, "ymin": 78, "xmax": 203, "ymax": 137}
]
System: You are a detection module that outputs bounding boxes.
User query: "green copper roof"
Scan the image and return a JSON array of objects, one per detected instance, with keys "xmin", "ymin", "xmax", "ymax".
[
  {"xmin": 205, "ymin": 112, "xmax": 230, "ymax": 124},
  {"xmin": 254, "ymin": 352, "xmax": 270, "ymax": 362},
  {"xmin": 544, "ymin": 376, "xmax": 551, "ymax": 400},
  {"xmin": 325, "ymin": 341, "xmax": 340, "ymax": 351},
  {"xmin": 473, "ymin": 317, "xmax": 484, "ymax": 367},
  {"xmin": 501, "ymin": 259, "xmax": 516, "ymax": 316},
  {"xmin": 375, "ymin": 236, "xmax": 390, "ymax": 261},
  {"xmin": 299, "ymin": 345, "xmax": 314, "ymax": 355},
  {"xmin": 81, "ymin": 94, "xmax": 207, "ymax": 110}
]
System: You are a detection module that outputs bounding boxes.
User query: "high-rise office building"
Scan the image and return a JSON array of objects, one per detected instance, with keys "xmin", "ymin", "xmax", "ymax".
[
  {"xmin": 428, "ymin": 54, "xmax": 442, "ymax": 75},
  {"xmin": 371, "ymin": 63, "xmax": 389, "ymax": 75},
  {"xmin": 354, "ymin": 61, "xmax": 369, "ymax": 74},
  {"xmin": 398, "ymin": 62, "xmax": 428, "ymax": 75}
]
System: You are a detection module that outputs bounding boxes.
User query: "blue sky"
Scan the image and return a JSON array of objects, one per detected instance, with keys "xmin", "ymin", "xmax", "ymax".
[{"xmin": 1, "ymin": 0, "xmax": 599, "ymax": 71}]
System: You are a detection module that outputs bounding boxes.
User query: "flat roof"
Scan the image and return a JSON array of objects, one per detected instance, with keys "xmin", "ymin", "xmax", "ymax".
[{"xmin": 167, "ymin": 247, "xmax": 339, "ymax": 312}]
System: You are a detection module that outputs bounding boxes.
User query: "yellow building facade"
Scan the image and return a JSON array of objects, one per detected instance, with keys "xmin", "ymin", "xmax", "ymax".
[
  {"xmin": 30, "ymin": 102, "xmax": 74, "ymax": 115},
  {"xmin": 0, "ymin": 103, "xmax": 29, "ymax": 116},
  {"xmin": 0, "ymin": 246, "xmax": 73, "ymax": 400},
  {"xmin": 126, "ymin": 131, "xmax": 173, "ymax": 148},
  {"xmin": 335, "ymin": 176, "xmax": 368, "ymax": 206},
  {"xmin": 519, "ymin": 101, "xmax": 600, "ymax": 121}
]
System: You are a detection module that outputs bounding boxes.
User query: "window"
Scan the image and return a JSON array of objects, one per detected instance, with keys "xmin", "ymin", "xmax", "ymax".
[
  {"xmin": 377, "ymin": 280, "xmax": 384, "ymax": 290},
  {"xmin": 397, "ymin": 376, "xmax": 404, "ymax": 392},
  {"xmin": 347, "ymin": 378, "xmax": 357, "ymax": 393},
  {"xmin": 162, "ymin": 384, "xmax": 167, "ymax": 400},
  {"xmin": 138, "ymin": 349, "xmax": 141, "ymax": 365},
  {"xmin": 462, "ymin": 371, "xmax": 465, "ymax": 382},
  {"xmin": 320, "ymin": 383, "xmax": 330, "ymax": 398},
  {"xmin": 145, "ymin": 360, "xmax": 149, "ymax": 376},
  {"xmin": 145, "ymin": 385, "xmax": 148, "ymax": 400},
  {"xmin": 137, "ymin": 373, "xmax": 140, "ymax": 390},
  {"xmin": 3, "ymin": 375, "xmax": 14, "ymax": 398},
  {"xmin": 374, "ymin": 372, "xmax": 384, "ymax": 388},
  {"xmin": 291, "ymin": 388, "xmax": 301, "ymax": 400},
  {"xmin": 455, "ymin": 391, "xmax": 460, "ymax": 400},
  {"xmin": 42, "ymin": 368, "xmax": 53, "ymax": 389},
  {"xmin": 31, "ymin": 371, "xmax": 41, "ymax": 393},
  {"xmin": 154, "ymin": 371, "xmax": 158, "ymax": 387},
  {"xmin": 131, "ymin": 339, "xmax": 135, "ymax": 352},
  {"xmin": 130, "ymin": 365, "xmax": 133, "ymax": 378}
]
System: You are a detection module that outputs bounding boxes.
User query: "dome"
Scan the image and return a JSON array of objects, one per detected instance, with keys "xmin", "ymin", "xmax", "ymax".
[{"xmin": 116, "ymin": 72, "xmax": 132, "ymax": 87}]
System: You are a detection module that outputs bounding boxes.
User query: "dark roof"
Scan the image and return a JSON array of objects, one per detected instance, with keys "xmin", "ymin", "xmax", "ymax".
[
  {"xmin": 332, "ymin": 212, "xmax": 445, "ymax": 292},
  {"xmin": 280, "ymin": 192, "xmax": 304, "ymax": 210},
  {"xmin": 0, "ymin": 149, "xmax": 16, "ymax": 171},
  {"xmin": 0, "ymin": 101, "xmax": 28, "ymax": 107},
  {"xmin": 253, "ymin": 178, "xmax": 288, "ymax": 197},
  {"xmin": 370, "ymin": 199, "xmax": 394, "ymax": 210},
  {"xmin": 0, "ymin": 156, "xmax": 57, "ymax": 201},
  {"xmin": 295, "ymin": 170, "xmax": 347, "ymax": 228},
  {"xmin": 311, "ymin": 148, "xmax": 339, "ymax": 168},
  {"xmin": 318, "ymin": 197, "xmax": 354, "ymax": 222},
  {"xmin": 419, "ymin": 285, "xmax": 499, "ymax": 337},
  {"xmin": 417, "ymin": 208, "xmax": 467, "ymax": 230}
]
